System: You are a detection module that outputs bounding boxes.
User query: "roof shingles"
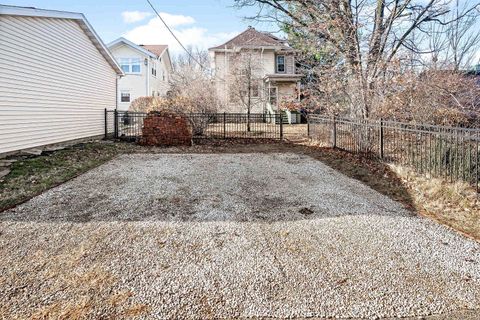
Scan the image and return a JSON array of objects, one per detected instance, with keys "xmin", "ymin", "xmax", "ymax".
[
  {"xmin": 209, "ymin": 27, "xmax": 291, "ymax": 50},
  {"xmin": 140, "ymin": 44, "xmax": 168, "ymax": 57}
]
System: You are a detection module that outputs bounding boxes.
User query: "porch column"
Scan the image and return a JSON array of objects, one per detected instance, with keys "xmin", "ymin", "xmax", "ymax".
[{"xmin": 297, "ymin": 81, "xmax": 301, "ymax": 101}]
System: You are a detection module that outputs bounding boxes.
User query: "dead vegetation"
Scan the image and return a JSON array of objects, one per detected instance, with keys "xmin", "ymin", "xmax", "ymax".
[
  {"xmin": 390, "ymin": 164, "xmax": 480, "ymax": 240},
  {"xmin": 0, "ymin": 229, "xmax": 150, "ymax": 319}
]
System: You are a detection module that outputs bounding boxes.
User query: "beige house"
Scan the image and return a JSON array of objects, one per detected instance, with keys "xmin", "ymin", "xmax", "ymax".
[
  {"xmin": 108, "ymin": 38, "xmax": 173, "ymax": 111},
  {"xmin": 209, "ymin": 27, "xmax": 302, "ymax": 114},
  {"xmin": 0, "ymin": 5, "xmax": 123, "ymax": 155}
]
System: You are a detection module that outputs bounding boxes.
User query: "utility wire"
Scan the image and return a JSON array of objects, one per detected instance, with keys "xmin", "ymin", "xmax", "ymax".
[{"xmin": 146, "ymin": 0, "xmax": 206, "ymax": 70}]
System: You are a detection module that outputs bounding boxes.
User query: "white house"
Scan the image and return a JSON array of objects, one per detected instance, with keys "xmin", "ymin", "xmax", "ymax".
[
  {"xmin": 0, "ymin": 5, "xmax": 124, "ymax": 156},
  {"xmin": 107, "ymin": 38, "xmax": 173, "ymax": 111}
]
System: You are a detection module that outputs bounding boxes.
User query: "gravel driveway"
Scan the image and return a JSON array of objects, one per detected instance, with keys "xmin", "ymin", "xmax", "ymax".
[{"xmin": 1, "ymin": 152, "xmax": 479, "ymax": 319}]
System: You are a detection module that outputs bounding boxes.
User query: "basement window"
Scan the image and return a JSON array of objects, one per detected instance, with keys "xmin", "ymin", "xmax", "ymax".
[{"xmin": 121, "ymin": 92, "xmax": 131, "ymax": 103}]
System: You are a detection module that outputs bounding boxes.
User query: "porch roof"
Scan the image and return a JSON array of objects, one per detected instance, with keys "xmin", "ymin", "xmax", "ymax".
[{"xmin": 263, "ymin": 74, "xmax": 303, "ymax": 82}]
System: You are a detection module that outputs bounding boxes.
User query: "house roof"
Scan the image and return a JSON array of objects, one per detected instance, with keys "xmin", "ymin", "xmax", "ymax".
[
  {"xmin": 209, "ymin": 27, "xmax": 293, "ymax": 51},
  {"xmin": 140, "ymin": 45, "xmax": 168, "ymax": 57},
  {"xmin": 108, "ymin": 38, "xmax": 173, "ymax": 72},
  {"xmin": 108, "ymin": 37, "xmax": 158, "ymax": 58},
  {"xmin": 0, "ymin": 5, "xmax": 124, "ymax": 76}
]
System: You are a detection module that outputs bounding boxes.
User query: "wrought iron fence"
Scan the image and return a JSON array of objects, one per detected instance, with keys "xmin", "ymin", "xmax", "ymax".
[
  {"xmin": 105, "ymin": 110, "xmax": 283, "ymax": 141},
  {"xmin": 308, "ymin": 115, "xmax": 480, "ymax": 191}
]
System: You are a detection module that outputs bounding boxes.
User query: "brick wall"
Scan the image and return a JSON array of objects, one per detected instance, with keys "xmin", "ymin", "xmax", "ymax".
[{"xmin": 140, "ymin": 112, "xmax": 192, "ymax": 147}]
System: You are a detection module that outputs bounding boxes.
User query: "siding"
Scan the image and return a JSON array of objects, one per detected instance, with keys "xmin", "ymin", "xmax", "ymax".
[
  {"xmin": 0, "ymin": 15, "xmax": 117, "ymax": 154},
  {"xmin": 110, "ymin": 44, "xmax": 147, "ymax": 111},
  {"xmin": 286, "ymin": 54, "xmax": 295, "ymax": 74}
]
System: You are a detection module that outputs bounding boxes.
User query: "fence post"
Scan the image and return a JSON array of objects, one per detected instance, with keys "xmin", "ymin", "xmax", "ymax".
[
  {"xmin": 104, "ymin": 108, "xmax": 108, "ymax": 140},
  {"xmin": 332, "ymin": 115, "xmax": 337, "ymax": 148},
  {"xmin": 114, "ymin": 109, "xmax": 118, "ymax": 139},
  {"xmin": 477, "ymin": 130, "xmax": 479, "ymax": 193},
  {"xmin": 307, "ymin": 115, "xmax": 310, "ymax": 138},
  {"xmin": 279, "ymin": 113, "xmax": 283, "ymax": 140},
  {"xmin": 380, "ymin": 118, "xmax": 384, "ymax": 159},
  {"xmin": 223, "ymin": 112, "xmax": 226, "ymax": 139}
]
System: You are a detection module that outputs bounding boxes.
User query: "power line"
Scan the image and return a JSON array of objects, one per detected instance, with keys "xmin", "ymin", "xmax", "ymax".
[{"xmin": 146, "ymin": 0, "xmax": 206, "ymax": 70}]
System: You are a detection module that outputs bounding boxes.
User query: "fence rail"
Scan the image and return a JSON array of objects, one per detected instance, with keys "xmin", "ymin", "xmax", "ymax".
[
  {"xmin": 308, "ymin": 115, "xmax": 480, "ymax": 192},
  {"xmin": 105, "ymin": 110, "xmax": 283, "ymax": 141}
]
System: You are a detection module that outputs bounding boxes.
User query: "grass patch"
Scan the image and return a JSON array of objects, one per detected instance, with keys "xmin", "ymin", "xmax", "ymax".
[{"xmin": 0, "ymin": 142, "xmax": 138, "ymax": 211}]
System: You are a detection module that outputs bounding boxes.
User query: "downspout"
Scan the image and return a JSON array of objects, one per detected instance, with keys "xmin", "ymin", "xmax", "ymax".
[
  {"xmin": 261, "ymin": 47, "xmax": 265, "ymax": 113},
  {"xmin": 115, "ymin": 75, "xmax": 118, "ymax": 110},
  {"xmin": 225, "ymin": 45, "xmax": 228, "ymax": 104},
  {"xmin": 146, "ymin": 58, "xmax": 150, "ymax": 96}
]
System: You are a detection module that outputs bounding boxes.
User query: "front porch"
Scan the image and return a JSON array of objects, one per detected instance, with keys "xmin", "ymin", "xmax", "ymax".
[{"xmin": 263, "ymin": 73, "xmax": 303, "ymax": 124}]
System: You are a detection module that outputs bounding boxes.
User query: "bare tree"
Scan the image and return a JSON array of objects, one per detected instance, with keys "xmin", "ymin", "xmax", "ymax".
[
  {"xmin": 445, "ymin": 0, "xmax": 480, "ymax": 70},
  {"xmin": 228, "ymin": 50, "xmax": 266, "ymax": 131},
  {"xmin": 418, "ymin": 0, "xmax": 480, "ymax": 70},
  {"xmin": 169, "ymin": 48, "xmax": 222, "ymax": 113},
  {"xmin": 234, "ymin": 0, "xmax": 480, "ymax": 119}
]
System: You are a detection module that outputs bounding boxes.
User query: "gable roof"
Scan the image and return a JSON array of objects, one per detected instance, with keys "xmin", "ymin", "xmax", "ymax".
[
  {"xmin": 108, "ymin": 38, "xmax": 173, "ymax": 72},
  {"xmin": 209, "ymin": 27, "xmax": 292, "ymax": 51},
  {"xmin": 0, "ymin": 5, "xmax": 123, "ymax": 75},
  {"xmin": 140, "ymin": 45, "xmax": 168, "ymax": 57},
  {"xmin": 108, "ymin": 37, "xmax": 158, "ymax": 58}
]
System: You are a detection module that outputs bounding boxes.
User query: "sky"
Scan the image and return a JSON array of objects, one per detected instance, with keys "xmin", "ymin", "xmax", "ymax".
[{"xmin": 1, "ymin": 0, "xmax": 274, "ymax": 55}]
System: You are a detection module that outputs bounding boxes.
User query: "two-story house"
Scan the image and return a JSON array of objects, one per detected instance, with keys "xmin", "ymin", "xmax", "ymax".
[
  {"xmin": 108, "ymin": 37, "xmax": 173, "ymax": 111},
  {"xmin": 209, "ymin": 27, "xmax": 302, "ymax": 114}
]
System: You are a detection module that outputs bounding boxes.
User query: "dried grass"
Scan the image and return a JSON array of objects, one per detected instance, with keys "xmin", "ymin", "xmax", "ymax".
[
  {"xmin": 390, "ymin": 164, "xmax": 480, "ymax": 240},
  {"xmin": 1, "ymin": 231, "xmax": 150, "ymax": 320}
]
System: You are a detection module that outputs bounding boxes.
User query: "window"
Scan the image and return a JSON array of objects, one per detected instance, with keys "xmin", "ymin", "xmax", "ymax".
[
  {"xmin": 152, "ymin": 62, "xmax": 157, "ymax": 77},
  {"xmin": 121, "ymin": 92, "xmax": 131, "ymax": 103},
  {"xmin": 119, "ymin": 58, "xmax": 141, "ymax": 74},
  {"xmin": 229, "ymin": 88, "xmax": 237, "ymax": 103},
  {"xmin": 252, "ymin": 83, "xmax": 260, "ymax": 98},
  {"xmin": 276, "ymin": 55, "xmax": 285, "ymax": 73},
  {"xmin": 269, "ymin": 87, "xmax": 277, "ymax": 106}
]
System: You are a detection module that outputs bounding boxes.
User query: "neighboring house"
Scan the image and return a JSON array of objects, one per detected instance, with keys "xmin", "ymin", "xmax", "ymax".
[
  {"xmin": 209, "ymin": 27, "xmax": 302, "ymax": 114},
  {"xmin": 0, "ymin": 5, "xmax": 123, "ymax": 156},
  {"xmin": 108, "ymin": 38, "xmax": 173, "ymax": 111}
]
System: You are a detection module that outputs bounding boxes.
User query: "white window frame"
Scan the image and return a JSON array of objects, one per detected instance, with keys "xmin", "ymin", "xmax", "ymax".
[
  {"xmin": 276, "ymin": 55, "xmax": 286, "ymax": 73},
  {"xmin": 120, "ymin": 91, "xmax": 131, "ymax": 103},
  {"xmin": 152, "ymin": 61, "xmax": 157, "ymax": 77},
  {"xmin": 119, "ymin": 58, "xmax": 142, "ymax": 74},
  {"xmin": 268, "ymin": 86, "xmax": 278, "ymax": 106}
]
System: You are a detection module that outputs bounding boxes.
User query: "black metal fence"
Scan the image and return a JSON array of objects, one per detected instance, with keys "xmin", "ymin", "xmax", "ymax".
[
  {"xmin": 105, "ymin": 110, "xmax": 283, "ymax": 141},
  {"xmin": 308, "ymin": 115, "xmax": 480, "ymax": 191}
]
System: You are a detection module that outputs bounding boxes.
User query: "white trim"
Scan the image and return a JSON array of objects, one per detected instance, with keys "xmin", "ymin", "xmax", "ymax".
[
  {"xmin": 108, "ymin": 37, "xmax": 157, "ymax": 59},
  {"xmin": 159, "ymin": 47, "xmax": 174, "ymax": 73},
  {"xmin": 0, "ymin": 5, "xmax": 124, "ymax": 76},
  {"xmin": 276, "ymin": 55, "xmax": 286, "ymax": 73}
]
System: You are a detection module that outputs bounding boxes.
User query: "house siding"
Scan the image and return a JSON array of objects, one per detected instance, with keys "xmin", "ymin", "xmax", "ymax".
[
  {"xmin": 0, "ymin": 15, "xmax": 117, "ymax": 154},
  {"xmin": 109, "ymin": 44, "xmax": 172, "ymax": 111},
  {"xmin": 110, "ymin": 44, "xmax": 148, "ymax": 111},
  {"xmin": 212, "ymin": 48, "xmax": 298, "ymax": 113}
]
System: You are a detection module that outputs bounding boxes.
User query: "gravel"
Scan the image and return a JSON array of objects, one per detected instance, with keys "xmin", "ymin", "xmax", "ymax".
[{"xmin": 1, "ymin": 152, "xmax": 479, "ymax": 319}]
